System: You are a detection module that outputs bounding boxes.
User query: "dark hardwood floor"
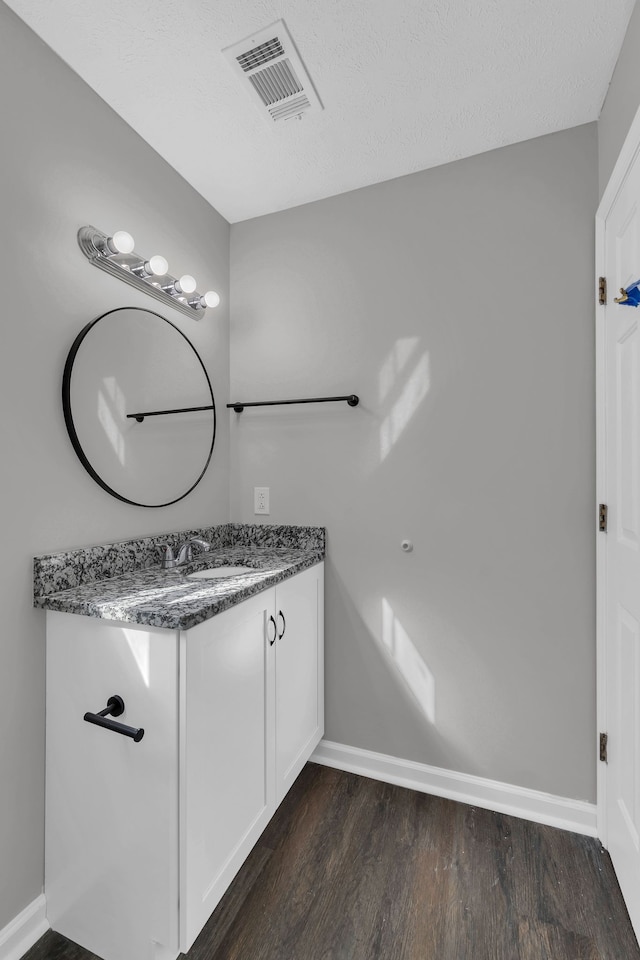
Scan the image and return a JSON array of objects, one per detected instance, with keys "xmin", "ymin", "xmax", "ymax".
[{"xmin": 24, "ymin": 763, "xmax": 640, "ymax": 960}]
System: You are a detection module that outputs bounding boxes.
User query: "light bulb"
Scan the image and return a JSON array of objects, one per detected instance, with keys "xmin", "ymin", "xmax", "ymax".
[
  {"xmin": 202, "ymin": 290, "xmax": 220, "ymax": 309},
  {"xmin": 132, "ymin": 253, "xmax": 169, "ymax": 279},
  {"xmin": 146, "ymin": 255, "xmax": 169, "ymax": 276},
  {"xmin": 176, "ymin": 274, "xmax": 197, "ymax": 295},
  {"xmin": 106, "ymin": 230, "xmax": 135, "ymax": 255}
]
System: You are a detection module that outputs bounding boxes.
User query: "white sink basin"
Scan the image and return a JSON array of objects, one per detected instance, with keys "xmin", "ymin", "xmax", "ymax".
[{"xmin": 187, "ymin": 565, "xmax": 255, "ymax": 580}]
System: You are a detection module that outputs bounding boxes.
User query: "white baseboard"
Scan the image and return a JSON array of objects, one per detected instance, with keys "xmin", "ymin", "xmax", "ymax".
[
  {"xmin": 0, "ymin": 895, "xmax": 48, "ymax": 960},
  {"xmin": 311, "ymin": 740, "xmax": 598, "ymax": 837}
]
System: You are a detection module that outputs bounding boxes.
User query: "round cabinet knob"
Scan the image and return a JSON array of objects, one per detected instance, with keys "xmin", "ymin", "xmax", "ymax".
[{"xmin": 401, "ymin": 539, "xmax": 413, "ymax": 553}]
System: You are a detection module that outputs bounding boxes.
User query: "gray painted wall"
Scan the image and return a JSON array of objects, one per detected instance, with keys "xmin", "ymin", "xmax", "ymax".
[
  {"xmin": 599, "ymin": 0, "xmax": 640, "ymax": 195},
  {"xmin": 0, "ymin": 3, "xmax": 230, "ymax": 930},
  {"xmin": 230, "ymin": 123, "xmax": 598, "ymax": 803}
]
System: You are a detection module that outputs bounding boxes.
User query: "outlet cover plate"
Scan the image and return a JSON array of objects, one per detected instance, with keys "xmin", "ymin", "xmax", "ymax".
[{"xmin": 254, "ymin": 486, "xmax": 270, "ymax": 515}]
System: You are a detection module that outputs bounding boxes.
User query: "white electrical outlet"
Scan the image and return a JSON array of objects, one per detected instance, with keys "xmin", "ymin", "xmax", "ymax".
[{"xmin": 254, "ymin": 486, "xmax": 270, "ymax": 515}]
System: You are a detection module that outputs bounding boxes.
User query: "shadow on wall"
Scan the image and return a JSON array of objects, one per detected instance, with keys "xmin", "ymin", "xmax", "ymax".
[{"xmin": 324, "ymin": 562, "xmax": 476, "ymax": 775}]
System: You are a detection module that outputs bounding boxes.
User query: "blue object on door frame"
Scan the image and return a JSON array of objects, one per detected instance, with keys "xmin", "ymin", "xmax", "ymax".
[{"xmin": 614, "ymin": 279, "xmax": 640, "ymax": 306}]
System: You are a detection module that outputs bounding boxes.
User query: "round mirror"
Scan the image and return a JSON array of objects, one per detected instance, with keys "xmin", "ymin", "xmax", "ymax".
[{"xmin": 62, "ymin": 307, "xmax": 216, "ymax": 507}]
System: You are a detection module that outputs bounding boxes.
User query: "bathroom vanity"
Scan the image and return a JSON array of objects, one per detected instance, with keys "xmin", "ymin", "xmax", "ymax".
[{"xmin": 35, "ymin": 525, "xmax": 324, "ymax": 960}]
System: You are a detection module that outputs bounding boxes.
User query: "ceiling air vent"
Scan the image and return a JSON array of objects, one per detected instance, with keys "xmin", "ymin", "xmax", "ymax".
[{"xmin": 223, "ymin": 20, "xmax": 323, "ymax": 124}]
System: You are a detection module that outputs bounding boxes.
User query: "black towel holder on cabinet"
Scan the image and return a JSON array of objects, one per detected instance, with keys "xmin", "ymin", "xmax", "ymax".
[{"xmin": 84, "ymin": 695, "xmax": 145, "ymax": 742}]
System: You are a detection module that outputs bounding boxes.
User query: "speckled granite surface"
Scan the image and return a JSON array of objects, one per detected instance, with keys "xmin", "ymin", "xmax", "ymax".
[{"xmin": 34, "ymin": 525, "xmax": 325, "ymax": 630}]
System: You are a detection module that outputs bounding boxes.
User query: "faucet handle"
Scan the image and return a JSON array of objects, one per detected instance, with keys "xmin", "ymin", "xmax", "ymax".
[{"xmin": 159, "ymin": 543, "xmax": 176, "ymax": 568}]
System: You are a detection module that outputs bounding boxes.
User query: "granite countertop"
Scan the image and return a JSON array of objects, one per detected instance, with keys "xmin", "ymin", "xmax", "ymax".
[{"xmin": 34, "ymin": 524, "xmax": 325, "ymax": 631}]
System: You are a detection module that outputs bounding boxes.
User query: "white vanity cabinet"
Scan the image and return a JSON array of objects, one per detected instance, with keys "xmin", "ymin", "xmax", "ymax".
[{"xmin": 45, "ymin": 562, "xmax": 324, "ymax": 960}]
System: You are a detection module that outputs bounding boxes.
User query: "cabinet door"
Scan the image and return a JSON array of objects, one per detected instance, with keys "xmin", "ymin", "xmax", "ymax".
[
  {"xmin": 274, "ymin": 563, "xmax": 324, "ymax": 803},
  {"xmin": 180, "ymin": 588, "xmax": 275, "ymax": 952}
]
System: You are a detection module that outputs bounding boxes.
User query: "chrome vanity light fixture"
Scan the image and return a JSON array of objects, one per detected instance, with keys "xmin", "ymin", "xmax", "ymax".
[{"xmin": 77, "ymin": 225, "xmax": 220, "ymax": 320}]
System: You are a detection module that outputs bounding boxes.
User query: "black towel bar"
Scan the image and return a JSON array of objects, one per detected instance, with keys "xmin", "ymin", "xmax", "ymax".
[
  {"xmin": 226, "ymin": 394, "xmax": 359, "ymax": 413},
  {"xmin": 128, "ymin": 395, "xmax": 359, "ymax": 421}
]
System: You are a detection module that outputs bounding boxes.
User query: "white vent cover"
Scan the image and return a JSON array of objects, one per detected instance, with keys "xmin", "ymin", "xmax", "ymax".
[{"xmin": 223, "ymin": 20, "xmax": 323, "ymax": 123}]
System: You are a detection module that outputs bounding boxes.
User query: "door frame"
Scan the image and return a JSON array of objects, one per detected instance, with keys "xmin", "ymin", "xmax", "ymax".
[{"xmin": 596, "ymin": 103, "xmax": 640, "ymax": 846}]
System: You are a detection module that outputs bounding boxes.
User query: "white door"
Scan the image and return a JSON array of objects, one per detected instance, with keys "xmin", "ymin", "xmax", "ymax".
[
  {"xmin": 179, "ymin": 589, "xmax": 276, "ymax": 952},
  {"xmin": 275, "ymin": 563, "xmax": 324, "ymax": 803},
  {"xmin": 600, "ymin": 140, "xmax": 640, "ymax": 941}
]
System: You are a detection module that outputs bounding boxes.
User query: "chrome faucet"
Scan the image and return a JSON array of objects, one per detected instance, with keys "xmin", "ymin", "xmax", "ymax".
[
  {"xmin": 160, "ymin": 537, "xmax": 211, "ymax": 569},
  {"xmin": 177, "ymin": 536, "xmax": 211, "ymax": 565}
]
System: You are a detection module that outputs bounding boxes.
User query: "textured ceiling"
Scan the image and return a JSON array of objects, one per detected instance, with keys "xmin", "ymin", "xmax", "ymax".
[{"xmin": 6, "ymin": 0, "xmax": 636, "ymax": 222}]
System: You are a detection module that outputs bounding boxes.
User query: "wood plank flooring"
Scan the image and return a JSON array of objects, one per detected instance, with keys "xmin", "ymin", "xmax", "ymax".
[{"xmin": 24, "ymin": 763, "xmax": 640, "ymax": 960}]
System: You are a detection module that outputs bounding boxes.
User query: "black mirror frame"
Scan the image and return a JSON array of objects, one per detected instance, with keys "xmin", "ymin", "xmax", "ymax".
[{"xmin": 62, "ymin": 306, "xmax": 216, "ymax": 508}]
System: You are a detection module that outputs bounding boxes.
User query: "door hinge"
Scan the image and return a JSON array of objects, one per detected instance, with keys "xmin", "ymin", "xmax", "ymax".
[
  {"xmin": 599, "ymin": 503, "xmax": 608, "ymax": 532},
  {"xmin": 600, "ymin": 732, "xmax": 608, "ymax": 763},
  {"xmin": 598, "ymin": 276, "xmax": 607, "ymax": 306}
]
